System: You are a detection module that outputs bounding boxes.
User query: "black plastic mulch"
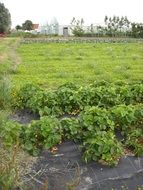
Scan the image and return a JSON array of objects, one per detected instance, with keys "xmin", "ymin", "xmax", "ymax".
[
  {"xmin": 10, "ymin": 110, "xmax": 143, "ymax": 189},
  {"xmin": 23, "ymin": 141, "xmax": 143, "ymax": 190}
]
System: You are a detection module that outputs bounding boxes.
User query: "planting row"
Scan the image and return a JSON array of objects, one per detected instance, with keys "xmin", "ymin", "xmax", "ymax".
[
  {"xmin": 12, "ymin": 81, "xmax": 143, "ymax": 117},
  {"xmin": 20, "ymin": 37, "xmax": 143, "ymax": 44},
  {"xmin": 1, "ymin": 104, "xmax": 143, "ymax": 166}
]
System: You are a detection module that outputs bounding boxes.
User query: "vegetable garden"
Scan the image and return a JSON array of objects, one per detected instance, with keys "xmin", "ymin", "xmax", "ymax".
[{"xmin": 6, "ymin": 80, "xmax": 143, "ymax": 166}]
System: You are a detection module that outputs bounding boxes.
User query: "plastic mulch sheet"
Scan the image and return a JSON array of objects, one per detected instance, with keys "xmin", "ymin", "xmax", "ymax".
[{"xmin": 24, "ymin": 141, "xmax": 143, "ymax": 190}]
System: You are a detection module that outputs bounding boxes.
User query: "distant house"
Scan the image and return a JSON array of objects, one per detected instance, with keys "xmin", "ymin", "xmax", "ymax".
[{"xmin": 32, "ymin": 24, "xmax": 39, "ymax": 30}]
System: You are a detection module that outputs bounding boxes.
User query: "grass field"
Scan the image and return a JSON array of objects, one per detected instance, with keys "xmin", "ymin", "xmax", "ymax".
[{"xmin": 12, "ymin": 41, "xmax": 143, "ymax": 88}]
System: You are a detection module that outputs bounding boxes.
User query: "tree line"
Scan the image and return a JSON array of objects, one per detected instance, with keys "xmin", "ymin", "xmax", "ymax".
[{"xmin": 70, "ymin": 16, "xmax": 143, "ymax": 38}]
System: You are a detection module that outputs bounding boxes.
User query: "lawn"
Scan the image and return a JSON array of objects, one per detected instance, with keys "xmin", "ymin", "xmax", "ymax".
[{"xmin": 12, "ymin": 41, "xmax": 143, "ymax": 88}]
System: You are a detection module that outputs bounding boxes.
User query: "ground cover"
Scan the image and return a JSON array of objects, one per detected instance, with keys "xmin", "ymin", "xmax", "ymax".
[{"xmin": 12, "ymin": 40, "xmax": 143, "ymax": 88}]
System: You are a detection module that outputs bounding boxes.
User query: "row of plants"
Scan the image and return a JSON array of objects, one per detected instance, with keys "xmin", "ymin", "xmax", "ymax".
[
  {"xmin": 20, "ymin": 37, "xmax": 143, "ymax": 44},
  {"xmin": 1, "ymin": 103, "xmax": 143, "ymax": 166},
  {"xmin": 12, "ymin": 81, "xmax": 143, "ymax": 117}
]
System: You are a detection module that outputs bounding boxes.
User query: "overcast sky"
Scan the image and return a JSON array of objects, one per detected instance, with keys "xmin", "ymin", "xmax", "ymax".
[{"xmin": 1, "ymin": 0, "xmax": 143, "ymax": 27}]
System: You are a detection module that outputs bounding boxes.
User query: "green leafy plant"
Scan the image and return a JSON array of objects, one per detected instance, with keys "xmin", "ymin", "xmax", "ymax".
[
  {"xmin": 0, "ymin": 120, "xmax": 22, "ymax": 147},
  {"xmin": 82, "ymin": 130, "xmax": 123, "ymax": 166},
  {"xmin": 56, "ymin": 83, "xmax": 80, "ymax": 115},
  {"xmin": 12, "ymin": 83, "xmax": 41, "ymax": 110},
  {"xmin": 79, "ymin": 106, "xmax": 114, "ymax": 135},
  {"xmin": 61, "ymin": 117, "xmax": 81, "ymax": 140},
  {"xmin": 125, "ymin": 128, "xmax": 143, "ymax": 156},
  {"xmin": 39, "ymin": 90, "xmax": 62, "ymax": 116},
  {"xmin": 23, "ymin": 116, "xmax": 62, "ymax": 155},
  {"xmin": 111, "ymin": 104, "xmax": 136, "ymax": 131}
]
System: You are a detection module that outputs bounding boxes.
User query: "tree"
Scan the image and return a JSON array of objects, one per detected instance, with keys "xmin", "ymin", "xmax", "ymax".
[
  {"xmin": 22, "ymin": 20, "xmax": 33, "ymax": 31},
  {"xmin": 0, "ymin": 2, "xmax": 11, "ymax": 33},
  {"xmin": 70, "ymin": 17, "xmax": 85, "ymax": 37},
  {"xmin": 131, "ymin": 23, "xmax": 143, "ymax": 38},
  {"xmin": 15, "ymin": 25, "xmax": 22, "ymax": 30},
  {"xmin": 104, "ymin": 15, "xmax": 131, "ymax": 37}
]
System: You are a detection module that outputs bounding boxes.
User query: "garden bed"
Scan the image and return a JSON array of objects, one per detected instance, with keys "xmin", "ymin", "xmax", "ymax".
[{"xmin": 8, "ymin": 81, "xmax": 143, "ymax": 189}]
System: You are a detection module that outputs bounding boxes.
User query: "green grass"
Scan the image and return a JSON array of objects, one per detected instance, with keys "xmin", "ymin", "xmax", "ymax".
[
  {"xmin": 0, "ymin": 38, "xmax": 20, "ymax": 109},
  {"xmin": 12, "ymin": 41, "xmax": 143, "ymax": 88}
]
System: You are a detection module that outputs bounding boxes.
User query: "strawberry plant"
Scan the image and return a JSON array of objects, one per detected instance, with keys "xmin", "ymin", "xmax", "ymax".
[
  {"xmin": 79, "ymin": 106, "xmax": 114, "ymax": 136},
  {"xmin": 60, "ymin": 117, "xmax": 81, "ymax": 140},
  {"xmin": 134, "ymin": 104, "xmax": 143, "ymax": 127},
  {"xmin": 39, "ymin": 91, "xmax": 62, "ymax": 116},
  {"xmin": 12, "ymin": 83, "xmax": 41, "ymax": 110},
  {"xmin": 0, "ymin": 120, "xmax": 22, "ymax": 147},
  {"xmin": 22, "ymin": 116, "xmax": 62, "ymax": 155},
  {"xmin": 125, "ymin": 128, "xmax": 143, "ymax": 156},
  {"xmin": 82, "ymin": 130, "xmax": 123, "ymax": 166},
  {"xmin": 111, "ymin": 104, "xmax": 136, "ymax": 131},
  {"xmin": 56, "ymin": 84, "xmax": 80, "ymax": 115}
]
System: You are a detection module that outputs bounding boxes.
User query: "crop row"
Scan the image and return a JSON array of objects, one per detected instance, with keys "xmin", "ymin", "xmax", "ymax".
[
  {"xmin": 20, "ymin": 37, "xmax": 143, "ymax": 44},
  {"xmin": 12, "ymin": 81, "xmax": 143, "ymax": 117},
  {"xmin": 6, "ymin": 81, "xmax": 142, "ymax": 166},
  {"xmin": 2, "ymin": 103, "xmax": 143, "ymax": 166}
]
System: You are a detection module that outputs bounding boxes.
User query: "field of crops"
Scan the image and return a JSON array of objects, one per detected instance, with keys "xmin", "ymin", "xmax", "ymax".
[
  {"xmin": 12, "ymin": 40, "xmax": 143, "ymax": 88},
  {"xmin": 1, "ymin": 38, "xmax": 143, "ymax": 189}
]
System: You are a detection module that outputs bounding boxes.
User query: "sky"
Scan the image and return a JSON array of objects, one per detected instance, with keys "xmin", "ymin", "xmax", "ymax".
[{"xmin": 1, "ymin": 0, "xmax": 143, "ymax": 28}]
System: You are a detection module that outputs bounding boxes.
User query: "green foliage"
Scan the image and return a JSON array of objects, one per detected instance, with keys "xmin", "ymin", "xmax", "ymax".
[
  {"xmin": 9, "ymin": 31, "xmax": 38, "ymax": 38},
  {"xmin": 125, "ymin": 128, "xmax": 143, "ymax": 156},
  {"xmin": 0, "ymin": 120, "xmax": 22, "ymax": 147},
  {"xmin": 70, "ymin": 17, "xmax": 85, "ymax": 37},
  {"xmin": 56, "ymin": 83, "xmax": 80, "ymax": 115},
  {"xmin": 82, "ymin": 131, "xmax": 123, "ymax": 166},
  {"xmin": 111, "ymin": 104, "xmax": 136, "ymax": 131},
  {"xmin": 12, "ymin": 83, "xmax": 41, "ymax": 110},
  {"xmin": 79, "ymin": 106, "xmax": 114, "ymax": 134},
  {"xmin": 0, "ymin": 77, "xmax": 12, "ymax": 109},
  {"xmin": 61, "ymin": 117, "xmax": 81, "ymax": 140},
  {"xmin": 0, "ymin": 2, "xmax": 11, "ymax": 33},
  {"xmin": 104, "ymin": 16, "xmax": 130, "ymax": 37},
  {"xmin": 22, "ymin": 20, "xmax": 33, "ymax": 31},
  {"xmin": 22, "ymin": 116, "xmax": 62, "ymax": 155},
  {"xmin": 12, "ymin": 82, "xmax": 143, "ymax": 117},
  {"xmin": 131, "ymin": 23, "xmax": 143, "ymax": 38}
]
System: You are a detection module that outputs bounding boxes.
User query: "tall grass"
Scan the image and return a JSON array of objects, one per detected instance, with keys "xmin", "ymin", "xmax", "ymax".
[{"xmin": 0, "ymin": 76, "xmax": 11, "ymax": 109}]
